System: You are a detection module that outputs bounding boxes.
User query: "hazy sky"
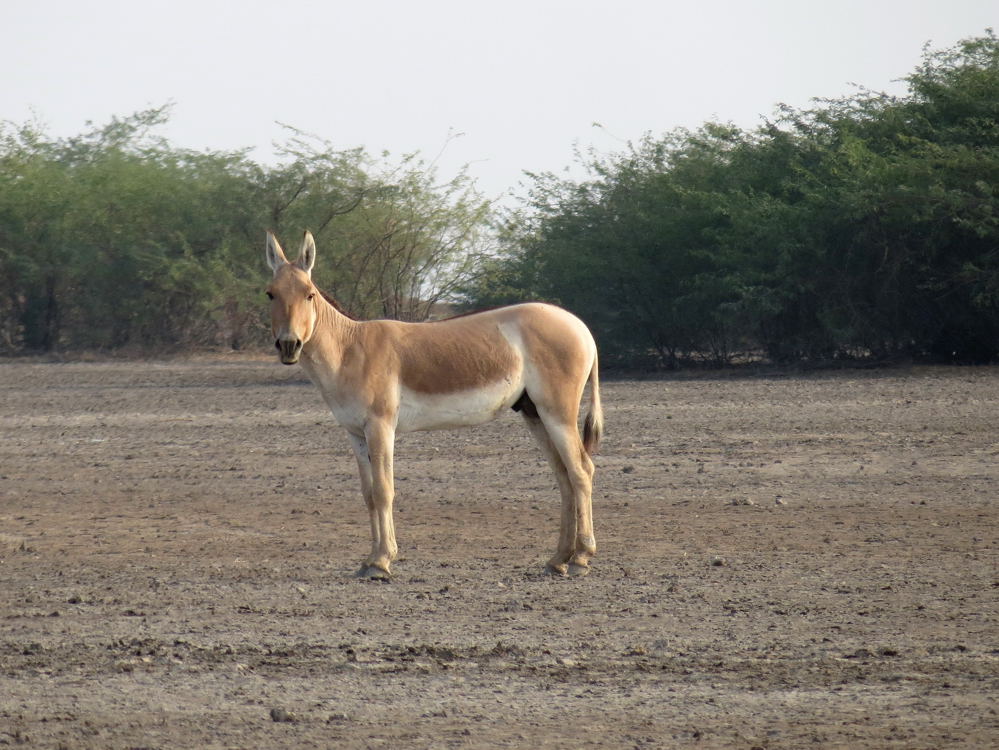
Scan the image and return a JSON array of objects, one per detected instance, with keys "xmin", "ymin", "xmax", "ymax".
[{"xmin": 4, "ymin": 1, "xmax": 996, "ymax": 201}]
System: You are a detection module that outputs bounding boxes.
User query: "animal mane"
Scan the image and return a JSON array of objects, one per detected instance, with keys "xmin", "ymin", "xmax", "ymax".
[{"xmin": 317, "ymin": 287, "xmax": 359, "ymax": 321}]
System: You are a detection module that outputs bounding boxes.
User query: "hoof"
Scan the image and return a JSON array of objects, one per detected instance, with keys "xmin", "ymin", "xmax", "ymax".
[
  {"xmin": 567, "ymin": 562, "xmax": 590, "ymax": 577},
  {"xmin": 356, "ymin": 565, "xmax": 392, "ymax": 581},
  {"xmin": 544, "ymin": 563, "xmax": 569, "ymax": 577}
]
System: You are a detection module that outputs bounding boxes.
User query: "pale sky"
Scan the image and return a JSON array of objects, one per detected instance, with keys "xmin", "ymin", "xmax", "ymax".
[{"xmin": 4, "ymin": 0, "xmax": 996, "ymax": 202}]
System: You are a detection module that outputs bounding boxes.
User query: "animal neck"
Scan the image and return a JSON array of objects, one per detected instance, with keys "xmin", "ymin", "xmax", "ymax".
[{"xmin": 300, "ymin": 292, "xmax": 357, "ymax": 374}]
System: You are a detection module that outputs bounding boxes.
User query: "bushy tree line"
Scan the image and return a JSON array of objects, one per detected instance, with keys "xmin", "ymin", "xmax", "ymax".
[
  {"xmin": 468, "ymin": 32, "xmax": 999, "ymax": 367},
  {"xmin": 0, "ymin": 109, "xmax": 490, "ymax": 352},
  {"xmin": 3, "ymin": 33, "xmax": 996, "ymax": 366}
]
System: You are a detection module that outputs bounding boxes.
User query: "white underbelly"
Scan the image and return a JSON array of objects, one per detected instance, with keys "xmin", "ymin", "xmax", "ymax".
[{"xmin": 396, "ymin": 379, "xmax": 522, "ymax": 433}]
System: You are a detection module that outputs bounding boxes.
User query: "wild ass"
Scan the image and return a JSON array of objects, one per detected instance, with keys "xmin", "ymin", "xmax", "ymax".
[{"xmin": 265, "ymin": 231, "xmax": 602, "ymax": 578}]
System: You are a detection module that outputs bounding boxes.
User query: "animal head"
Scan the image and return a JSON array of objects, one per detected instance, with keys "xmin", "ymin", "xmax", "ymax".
[{"xmin": 265, "ymin": 231, "xmax": 319, "ymax": 365}]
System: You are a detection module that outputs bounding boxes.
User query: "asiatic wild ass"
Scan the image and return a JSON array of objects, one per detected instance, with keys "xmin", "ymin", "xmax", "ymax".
[{"xmin": 265, "ymin": 231, "xmax": 602, "ymax": 578}]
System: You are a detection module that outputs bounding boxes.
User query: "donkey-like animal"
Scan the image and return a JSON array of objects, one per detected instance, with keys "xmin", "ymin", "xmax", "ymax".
[{"xmin": 265, "ymin": 231, "xmax": 602, "ymax": 578}]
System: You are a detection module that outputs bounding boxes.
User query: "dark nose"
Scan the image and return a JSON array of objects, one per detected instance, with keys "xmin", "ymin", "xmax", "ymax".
[{"xmin": 276, "ymin": 339, "xmax": 303, "ymax": 363}]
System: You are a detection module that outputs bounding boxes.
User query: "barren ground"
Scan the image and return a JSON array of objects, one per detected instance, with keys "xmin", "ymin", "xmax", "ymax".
[{"xmin": 0, "ymin": 358, "xmax": 997, "ymax": 749}]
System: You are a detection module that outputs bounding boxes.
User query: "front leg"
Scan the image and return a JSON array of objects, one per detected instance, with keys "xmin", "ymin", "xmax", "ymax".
[
  {"xmin": 347, "ymin": 433, "xmax": 379, "ymax": 576},
  {"xmin": 348, "ymin": 422, "xmax": 398, "ymax": 578}
]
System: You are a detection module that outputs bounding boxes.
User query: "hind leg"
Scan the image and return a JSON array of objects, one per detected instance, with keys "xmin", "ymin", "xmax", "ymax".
[
  {"xmin": 522, "ymin": 413, "xmax": 577, "ymax": 575},
  {"xmin": 537, "ymin": 408, "xmax": 596, "ymax": 576}
]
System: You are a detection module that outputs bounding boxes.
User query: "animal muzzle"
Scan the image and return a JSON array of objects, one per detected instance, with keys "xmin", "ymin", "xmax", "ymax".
[{"xmin": 276, "ymin": 338, "xmax": 303, "ymax": 364}]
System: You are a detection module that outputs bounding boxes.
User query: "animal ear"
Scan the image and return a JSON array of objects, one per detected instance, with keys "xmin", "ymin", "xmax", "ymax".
[
  {"xmin": 297, "ymin": 231, "xmax": 317, "ymax": 275},
  {"xmin": 266, "ymin": 232, "xmax": 289, "ymax": 273}
]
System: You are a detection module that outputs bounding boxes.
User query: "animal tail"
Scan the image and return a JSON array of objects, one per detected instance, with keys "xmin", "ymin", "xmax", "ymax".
[{"xmin": 582, "ymin": 351, "xmax": 603, "ymax": 455}]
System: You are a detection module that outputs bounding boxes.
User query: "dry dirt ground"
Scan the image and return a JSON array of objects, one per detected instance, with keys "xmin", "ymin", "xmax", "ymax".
[{"xmin": 0, "ymin": 358, "xmax": 996, "ymax": 749}]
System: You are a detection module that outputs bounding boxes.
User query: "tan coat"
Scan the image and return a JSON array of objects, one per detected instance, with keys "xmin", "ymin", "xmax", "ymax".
[{"xmin": 266, "ymin": 232, "xmax": 602, "ymax": 578}]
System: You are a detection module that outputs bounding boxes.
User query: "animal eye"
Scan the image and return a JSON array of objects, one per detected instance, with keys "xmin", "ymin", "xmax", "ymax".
[
  {"xmin": 266, "ymin": 291, "xmax": 274, "ymax": 300},
  {"xmin": 307, "ymin": 292, "xmax": 316, "ymax": 301}
]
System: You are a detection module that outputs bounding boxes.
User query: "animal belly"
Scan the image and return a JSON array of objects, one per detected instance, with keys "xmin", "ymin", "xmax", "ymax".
[{"xmin": 397, "ymin": 380, "xmax": 519, "ymax": 432}]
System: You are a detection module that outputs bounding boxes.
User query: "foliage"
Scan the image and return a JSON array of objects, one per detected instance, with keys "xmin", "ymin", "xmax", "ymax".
[
  {"xmin": 269, "ymin": 130, "xmax": 492, "ymax": 321},
  {"xmin": 0, "ymin": 111, "xmax": 492, "ymax": 352},
  {"xmin": 465, "ymin": 32, "xmax": 999, "ymax": 366},
  {"xmin": 3, "ymin": 32, "xmax": 997, "ymax": 365}
]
